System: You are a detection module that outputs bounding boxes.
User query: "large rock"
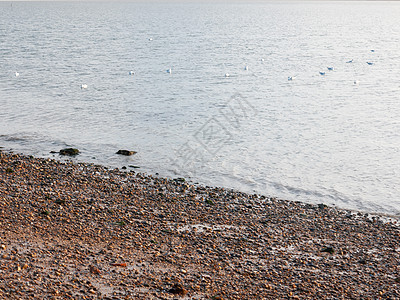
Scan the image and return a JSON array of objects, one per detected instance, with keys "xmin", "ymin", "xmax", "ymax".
[
  {"xmin": 116, "ymin": 150, "xmax": 137, "ymax": 156},
  {"xmin": 60, "ymin": 148, "xmax": 80, "ymax": 156}
]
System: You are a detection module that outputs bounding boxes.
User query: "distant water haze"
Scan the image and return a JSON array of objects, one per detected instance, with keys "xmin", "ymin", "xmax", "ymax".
[{"xmin": 1, "ymin": 1, "xmax": 400, "ymax": 216}]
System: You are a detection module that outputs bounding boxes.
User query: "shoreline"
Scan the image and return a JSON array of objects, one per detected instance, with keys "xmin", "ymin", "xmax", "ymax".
[
  {"xmin": 1, "ymin": 143, "xmax": 398, "ymax": 219},
  {"xmin": 1, "ymin": 151, "xmax": 399, "ymax": 299}
]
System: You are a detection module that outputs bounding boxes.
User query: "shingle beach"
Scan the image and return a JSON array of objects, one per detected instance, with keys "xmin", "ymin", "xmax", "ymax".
[{"xmin": 0, "ymin": 151, "xmax": 399, "ymax": 299}]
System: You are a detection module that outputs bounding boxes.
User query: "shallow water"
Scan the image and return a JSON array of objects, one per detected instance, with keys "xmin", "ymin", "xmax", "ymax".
[{"xmin": 1, "ymin": 1, "xmax": 400, "ymax": 215}]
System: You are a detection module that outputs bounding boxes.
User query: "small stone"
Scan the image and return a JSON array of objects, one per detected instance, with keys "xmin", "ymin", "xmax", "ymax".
[
  {"xmin": 358, "ymin": 259, "xmax": 367, "ymax": 264},
  {"xmin": 89, "ymin": 265, "xmax": 101, "ymax": 275},
  {"xmin": 115, "ymin": 221, "xmax": 126, "ymax": 226},
  {"xmin": 55, "ymin": 199, "xmax": 65, "ymax": 205},
  {"xmin": 110, "ymin": 263, "xmax": 127, "ymax": 267},
  {"xmin": 321, "ymin": 247, "xmax": 335, "ymax": 254},
  {"xmin": 174, "ymin": 178, "xmax": 185, "ymax": 183},
  {"xmin": 128, "ymin": 165, "xmax": 140, "ymax": 169},
  {"xmin": 205, "ymin": 199, "xmax": 214, "ymax": 205},
  {"xmin": 116, "ymin": 150, "xmax": 137, "ymax": 156},
  {"xmin": 168, "ymin": 283, "xmax": 188, "ymax": 296}
]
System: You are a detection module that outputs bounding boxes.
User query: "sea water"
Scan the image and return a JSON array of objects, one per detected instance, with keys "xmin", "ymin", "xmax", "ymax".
[{"xmin": 1, "ymin": 1, "xmax": 400, "ymax": 216}]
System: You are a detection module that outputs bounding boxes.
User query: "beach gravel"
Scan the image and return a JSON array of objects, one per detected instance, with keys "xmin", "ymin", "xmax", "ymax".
[{"xmin": 0, "ymin": 152, "xmax": 399, "ymax": 299}]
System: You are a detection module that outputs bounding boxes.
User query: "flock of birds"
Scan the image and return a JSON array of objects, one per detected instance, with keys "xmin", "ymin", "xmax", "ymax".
[
  {"xmin": 287, "ymin": 51, "xmax": 376, "ymax": 85},
  {"xmin": 12, "ymin": 47, "xmax": 376, "ymax": 89}
]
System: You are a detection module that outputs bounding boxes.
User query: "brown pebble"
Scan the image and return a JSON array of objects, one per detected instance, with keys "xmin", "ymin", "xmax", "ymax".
[
  {"xmin": 168, "ymin": 283, "xmax": 188, "ymax": 296},
  {"xmin": 110, "ymin": 262, "xmax": 127, "ymax": 267},
  {"xmin": 89, "ymin": 265, "xmax": 101, "ymax": 275}
]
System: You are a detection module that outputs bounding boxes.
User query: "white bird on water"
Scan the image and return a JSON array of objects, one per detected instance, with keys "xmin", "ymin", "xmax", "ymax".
[
  {"xmin": 327, "ymin": 67, "xmax": 334, "ymax": 71},
  {"xmin": 354, "ymin": 80, "xmax": 360, "ymax": 85},
  {"xmin": 225, "ymin": 73, "xmax": 230, "ymax": 78},
  {"xmin": 288, "ymin": 76, "xmax": 296, "ymax": 81},
  {"xmin": 319, "ymin": 72, "xmax": 326, "ymax": 76},
  {"xmin": 129, "ymin": 71, "xmax": 135, "ymax": 75},
  {"xmin": 244, "ymin": 66, "xmax": 249, "ymax": 71},
  {"xmin": 346, "ymin": 59, "xmax": 353, "ymax": 63},
  {"xmin": 166, "ymin": 68, "xmax": 172, "ymax": 74},
  {"xmin": 81, "ymin": 84, "xmax": 88, "ymax": 89},
  {"xmin": 15, "ymin": 72, "xmax": 19, "ymax": 77}
]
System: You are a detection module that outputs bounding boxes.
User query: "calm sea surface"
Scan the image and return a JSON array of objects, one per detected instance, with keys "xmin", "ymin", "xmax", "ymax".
[{"xmin": 1, "ymin": 1, "xmax": 400, "ymax": 216}]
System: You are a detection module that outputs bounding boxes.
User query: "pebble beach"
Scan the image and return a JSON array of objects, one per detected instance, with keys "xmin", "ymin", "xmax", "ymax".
[{"xmin": 0, "ymin": 151, "xmax": 399, "ymax": 299}]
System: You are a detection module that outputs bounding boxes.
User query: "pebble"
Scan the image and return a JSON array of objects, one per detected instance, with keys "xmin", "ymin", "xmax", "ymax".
[{"xmin": 168, "ymin": 283, "xmax": 188, "ymax": 296}]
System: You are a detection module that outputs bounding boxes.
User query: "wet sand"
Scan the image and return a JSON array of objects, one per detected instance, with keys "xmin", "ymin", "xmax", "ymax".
[{"xmin": 0, "ymin": 151, "xmax": 399, "ymax": 299}]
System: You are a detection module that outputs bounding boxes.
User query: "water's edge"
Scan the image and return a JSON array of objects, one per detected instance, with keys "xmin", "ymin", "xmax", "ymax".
[{"xmin": 1, "ymin": 142, "xmax": 399, "ymax": 222}]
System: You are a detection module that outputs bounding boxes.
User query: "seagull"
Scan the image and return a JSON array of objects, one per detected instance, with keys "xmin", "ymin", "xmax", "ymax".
[
  {"xmin": 371, "ymin": 50, "xmax": 375, "ymax": 52},
  {"xmin": 15, "ymin": 72, "xmax": 19, "ymax": 77},
  {"xmin": 288, "ymin": 76, "xmax": 296, "ymax": 81},
  {"xmin": 354, "ymin": 80, "xmax": 360, "ymax": 85},
  {"xmin": 244, "ymin": 66, "xmax": 249, "ymax": 71},
  {"xmin": 81, "ymin": 84, "xmax": 88, "ymax": 89},
  {"xmin": 366, "ymin": 62, "xmax": 374, "ymax": 65},
  {"xmin": 346, "ymin": 59, "xmax": 353, "ymax": 63},
  {"xmin": 148, "ymin": 38, "xmax": 153, "ymax": 41},
  {"xmin": 129, "ymin": 71, "xmax": 135, "ymax": 75},
  {"xmin": 327, "ymin": 67, "xmax": 334, "ymax": 71},
  {"xmin": 319, "ymin": 72, "xmax": 326, "ymax": 76},
  {"xmin": 260, "ymin": 58, "xmax": 264, "ymax": 62},
  {"xmin": 166, "ymin": 68, "xmax": 172, "ymax": 74},
  {"xmin": 225, "ymin": 73, "xmax": 230, "ymax": 78}
]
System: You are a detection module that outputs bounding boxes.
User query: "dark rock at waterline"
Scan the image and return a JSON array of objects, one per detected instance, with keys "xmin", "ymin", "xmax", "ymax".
[
  {"xmin": 129, "ymin": 165, "xmax": 140, "ymax": 169},
  {"xmin": 116, "ymin": 150, "xmax": 137, "ymax": 156},
  {"xmin": 60, "ymin": 148, "xmax": 80, "ymax": 156},
  {"xmin": 174, "ymin": 177, "xmax": 185, "ymax": 183}
]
